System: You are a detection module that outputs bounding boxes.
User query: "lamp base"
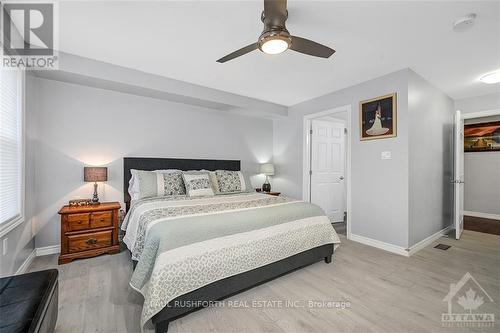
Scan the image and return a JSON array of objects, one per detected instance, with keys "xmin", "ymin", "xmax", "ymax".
[
  {"xmin": 91, "ymin": 182, "xmax": 100, "ymax": 205},
  {"xmin": 262, "ymin": 182, "xmax": 271, "ymax": 192}
]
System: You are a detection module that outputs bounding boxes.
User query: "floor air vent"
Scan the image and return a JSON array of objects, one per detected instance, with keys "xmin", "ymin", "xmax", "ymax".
[{"xmin": 434, "ymin": 244, "xmax": 451, "ymax": 250}]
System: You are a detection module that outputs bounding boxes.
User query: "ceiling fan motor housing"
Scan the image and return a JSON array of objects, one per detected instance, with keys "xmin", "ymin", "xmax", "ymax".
[{"xmin": 258, "ymin": 6, "xmax": 291, "ymax": 52}]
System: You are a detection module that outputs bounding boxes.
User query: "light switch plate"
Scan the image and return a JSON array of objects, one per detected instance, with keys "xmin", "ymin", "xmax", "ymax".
[{"xmin": 381, "ymin": 151, "xmax": 392, "ymax": 160}]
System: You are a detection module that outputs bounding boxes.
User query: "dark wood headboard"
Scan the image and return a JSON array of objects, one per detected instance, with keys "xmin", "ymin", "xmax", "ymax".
[{"xmin": 123, "ymin": 157, "xmax": 240, "ymax": 211}]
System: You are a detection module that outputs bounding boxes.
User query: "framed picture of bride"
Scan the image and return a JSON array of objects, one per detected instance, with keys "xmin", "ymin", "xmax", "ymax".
[{"xmin": 359, "ymin": 93, "xmax": 397, "ymax": 141}]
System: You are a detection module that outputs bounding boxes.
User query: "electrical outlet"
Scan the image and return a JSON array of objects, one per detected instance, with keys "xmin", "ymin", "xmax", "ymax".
[
  {"xmin": 381, "ymin": 151, "xmax": 392, "ymax": 160},
  {"xmin": 2, "ymin": 238, "xmax": 8, "ymax": 256}
]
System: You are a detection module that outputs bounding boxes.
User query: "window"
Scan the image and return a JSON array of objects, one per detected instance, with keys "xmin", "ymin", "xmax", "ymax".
[{"xmin": 0, "ymin": 69, "xmax": 24, "ymax": 233}]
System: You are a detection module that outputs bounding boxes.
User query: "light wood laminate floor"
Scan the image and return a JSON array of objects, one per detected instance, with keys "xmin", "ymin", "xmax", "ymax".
[{"xmin": 28, "ymin": 230, "xmax": 500, "ymax": 333}]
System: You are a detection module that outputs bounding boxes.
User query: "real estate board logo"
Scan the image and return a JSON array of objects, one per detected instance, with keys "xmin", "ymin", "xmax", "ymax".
[
  {"xmin": 442, "ymin": 272, "xmax": 495, "ymax": 328},
  {"xmin": 1, "ymin": 1, "xmax": 58, "ymax": 69}
]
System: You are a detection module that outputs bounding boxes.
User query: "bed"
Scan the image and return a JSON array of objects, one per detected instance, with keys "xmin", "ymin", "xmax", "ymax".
[{"xmin": 122, "ymin": 157, "xmax": 340, "ymax": 333}]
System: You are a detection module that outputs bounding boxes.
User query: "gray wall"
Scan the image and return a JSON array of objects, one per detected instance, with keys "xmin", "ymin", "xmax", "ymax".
[
  {"xmin": 464, "ymin": 152, "xmax": 500, "ymax": 215},
  {"xmin": 407, "ymin": 71, "xmax": 454, "ymax": 246},
  {"xmin": 274, "ymin": 69, "xmax": 410, "ymax": 248},
  {"xmin": 0, "ymin": 74, "xmax": 37, "ymax": 277},
  {"xmin": 274, "ymin": 68, "xmax": 456, "ymax": 249},
  {"xmin": 455, "ymin": 92, "xmax": 500, "ymax": 114},
  {"xmin": 465, "ymin": 115, "xmax": 500, "ymax": 124},
  {"xmin": 31, "ymin": 77, "xmax": 273, "ymax": 249}
]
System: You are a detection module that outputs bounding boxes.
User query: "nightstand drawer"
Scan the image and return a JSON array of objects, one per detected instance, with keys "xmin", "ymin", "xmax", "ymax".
[
  {"xmin": 67, "ymin": 230, "xmax": 112, "ymax": 253},
  {"xmin": 67, "ymin": 213, "xmax": 90, "ymax": 231},
  {"xmin": 90, "ymin": 211, "xmax": 112, "ymax": 229}
]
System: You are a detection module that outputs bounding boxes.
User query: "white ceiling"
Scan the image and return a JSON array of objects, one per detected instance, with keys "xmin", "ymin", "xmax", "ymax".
[{"xmin": 56, "ymin": 1, "xmax": 500, "ymax": 106}]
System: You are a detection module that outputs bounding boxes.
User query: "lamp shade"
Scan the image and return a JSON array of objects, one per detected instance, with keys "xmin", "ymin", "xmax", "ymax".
[
  {"xmin": 84, "ymin": 167, "xmax": 107, "ymax": 182},
  {"xmin": 260, "ymin": 163, "xmax": 275, "ymax": 176}
]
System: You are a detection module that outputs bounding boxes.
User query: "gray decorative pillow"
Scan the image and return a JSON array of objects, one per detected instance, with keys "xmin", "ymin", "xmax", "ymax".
[
  {"xmin": 215, "ymin": 170, "xmax": 244, "ymax": 193},
  {"xmin": 182, "ymin": 172, "xmax": 215, "ymax": 197},
  {"xmin": 162, "ymin": 172, "xmax": 186, "ymax": 195},
  {"xmin": 129, "ymin": 169, "xmax": 185, "ymax": 200},
  {"xmin": 133, "ymin": 169, "xmax": 157, "ymax": 199}
]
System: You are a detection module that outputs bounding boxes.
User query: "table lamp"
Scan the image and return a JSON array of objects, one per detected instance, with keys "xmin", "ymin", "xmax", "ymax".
[
  {"xmin": 84, "ymin": 166, "xmax": 107, "ymax": 204},
  {"xmin": 260, "ymin": 163, "xmax": 275, "ymax": 192}
]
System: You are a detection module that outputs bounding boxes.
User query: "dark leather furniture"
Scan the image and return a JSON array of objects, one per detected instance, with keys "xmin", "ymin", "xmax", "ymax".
[{"xmin": 0, "ymin": 269, "xmax": 58, "ymax": 333}]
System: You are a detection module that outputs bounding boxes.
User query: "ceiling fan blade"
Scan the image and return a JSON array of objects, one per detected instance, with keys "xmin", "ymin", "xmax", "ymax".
[
  {"xmin": 263, "ymin": 0, "xmax": 287, "ymax": 26},
  {"xmin": 290, "ymin": 36, "xmax": 335, "ymax": 58},
  {"xmin": 216, "ymin": 43, "xmax": 258, "ymax": 63}
]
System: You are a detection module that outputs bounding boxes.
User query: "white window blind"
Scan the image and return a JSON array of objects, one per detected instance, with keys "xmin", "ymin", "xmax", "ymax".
[{"xmin": 0, "ymin": 69, "xmax": 23, "ymax": 226}]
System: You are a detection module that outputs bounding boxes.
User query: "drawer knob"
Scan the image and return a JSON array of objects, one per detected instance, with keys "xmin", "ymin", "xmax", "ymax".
[
  {"xmin": 86, "ymin": 238, "xmax": 97, "ymax": 245},
  {"xmin": 100, "ymin": 218, "xmax": 105, "ymax": 222}
]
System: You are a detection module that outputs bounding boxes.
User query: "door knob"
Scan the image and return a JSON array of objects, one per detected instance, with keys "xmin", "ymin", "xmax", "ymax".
[{"xmin": 339, "ymin": 176, "xmax": 344, "ymax": 180}]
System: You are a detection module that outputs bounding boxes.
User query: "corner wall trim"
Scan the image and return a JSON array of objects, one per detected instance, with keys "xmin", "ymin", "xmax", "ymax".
[
  {"xmin": 15, "ymin": 249, "xmax": 36, "ymax": 275},
  {"xmin": 36, "ymin": 245, "xmax": 61, "ymax": 257},
  {"xmin": 407, "ymin": 226, "xmax": 452, "ymax": 256},
  {"xmin": 349, "ymin": 233, "xmax": 409, "ymax": 257},
  {"xmin": 463, "ymin": 211, "xmax": 500, "ymax": 221}
]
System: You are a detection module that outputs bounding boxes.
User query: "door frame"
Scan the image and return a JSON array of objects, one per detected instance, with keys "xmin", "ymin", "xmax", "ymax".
[
  {"xmin": 454, "ymin": 110, "xmax": 464, "ymax": 239},
  {"xmin": 454, "ymin": 108, "xmax": 500, "ymax": 238},
  {"xmin": 303, "ymin": 105, "xmax": 352, "ymax": 239}
]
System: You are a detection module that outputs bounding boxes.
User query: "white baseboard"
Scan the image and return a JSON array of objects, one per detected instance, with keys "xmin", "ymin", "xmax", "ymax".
[
  {"xmin": 407, "ymin": 226, "xmax": 452, "ymax": 256},
  {"xmin": 463, "ymin": 211, "xmax": 500, "ymax": 221},
  {"xmin": 15, "ymin": 249, "xmax": 36, "ymax": 275},
  {"xmin": 349, "ymin": 233, "xmax": 409, "ymax": 257},
  {"xmin": 13, "ymin": 245, "xmax": 60, "ymax": 275},
  {"xmin": 36, "ymin": 245, "xmax": 60, "ymax": 256}
]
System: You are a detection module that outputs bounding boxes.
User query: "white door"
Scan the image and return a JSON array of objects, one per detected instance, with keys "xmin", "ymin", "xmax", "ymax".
[
  {"xmin": 454, "ymin": 110, "xmax": 464, "ymax": 239},
  {"xmin": 310, "ymin": 119, "xmax": 345, "ymax": 222}
]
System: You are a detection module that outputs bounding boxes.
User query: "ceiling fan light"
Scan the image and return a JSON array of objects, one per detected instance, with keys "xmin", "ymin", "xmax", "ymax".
[{"xmin": 261, "ymin": 38, "xmax": 289, "ymax": 55}]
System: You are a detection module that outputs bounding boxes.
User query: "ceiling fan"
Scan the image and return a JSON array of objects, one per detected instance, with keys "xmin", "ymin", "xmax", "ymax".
[{"xmin": 216, "ymin": 0, "xmax": 335, "ymax": 63}]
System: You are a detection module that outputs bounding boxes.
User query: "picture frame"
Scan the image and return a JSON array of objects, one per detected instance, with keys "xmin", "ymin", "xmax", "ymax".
[
  {"xmin": 464, "ymin": 121, "xmax": 500, "ymax": 152},
  {"xmin": 359, "ymin": 93, "xmax": 397, "ymax": 141}
]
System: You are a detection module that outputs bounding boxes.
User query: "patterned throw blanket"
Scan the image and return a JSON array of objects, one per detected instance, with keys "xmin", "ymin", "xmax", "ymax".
[{"xmin": 122, "ymin": 193, "xmax": 341, "ymax": 332}]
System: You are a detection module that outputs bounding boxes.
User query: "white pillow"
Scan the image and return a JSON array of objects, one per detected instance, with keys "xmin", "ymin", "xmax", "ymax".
[
  {"xmin": 128, "ymin": 170, "xmax": 141, "ymax": 200},
  {"xmin": 182, "ymin": 171, "xmax": 214, "ymax": 197}
]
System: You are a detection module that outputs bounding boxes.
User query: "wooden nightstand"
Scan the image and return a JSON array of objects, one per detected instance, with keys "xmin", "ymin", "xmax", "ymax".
[
  {"xmin": 265, "ymin": 192, "xmax": 281, "ymax": 196},
  {"xmin": 58, "ymin": 202, "xmax": 121, "ymax": 264}
]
